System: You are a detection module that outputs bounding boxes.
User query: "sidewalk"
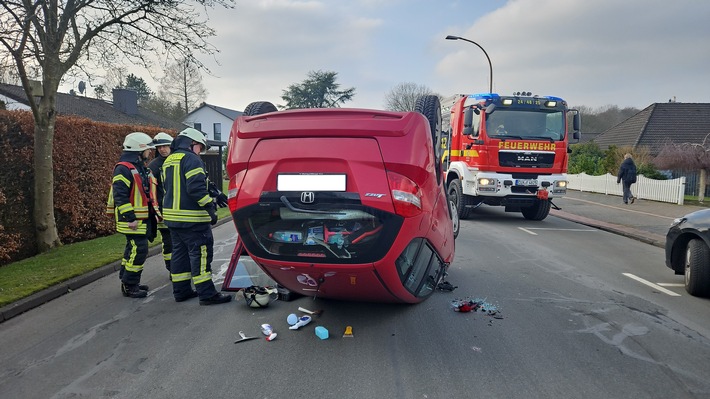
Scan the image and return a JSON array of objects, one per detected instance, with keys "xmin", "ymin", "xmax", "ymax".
[
  {"xmin": 1, "ymin": 192, "xmax": 704, "ymax": 323},
  {"xmin": 551, "ymin": 189, "xmax": 706, "ymax": 248}
]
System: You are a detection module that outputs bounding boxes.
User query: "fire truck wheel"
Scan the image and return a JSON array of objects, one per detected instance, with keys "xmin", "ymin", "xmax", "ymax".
[
  {"xmin": 243, "ymin": 101, "xmax": 278, "ymax": 116},
  {"xmin": 449, "ymin": 198, "xmax": 460, "ymax": 239},
  {"xmin": 521, "ymin": 199, "xmax": 551, "ymax": 221},
  {"xmin": 448, "ymin": 178, "xmax": 472, "ymax": 220},
  {"xmin": 685, "ymin": 239, "xmax": 710, "ymax": 297}
]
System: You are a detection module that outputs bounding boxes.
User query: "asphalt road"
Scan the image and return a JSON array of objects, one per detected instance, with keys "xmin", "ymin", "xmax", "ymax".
[{"xmin": 1, "ymin": 208, "xmax": 710, "ymax": 398}]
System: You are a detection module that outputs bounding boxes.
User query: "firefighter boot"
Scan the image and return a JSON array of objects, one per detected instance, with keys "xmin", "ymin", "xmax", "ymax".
[
  {"xmin": 122, "ymin": 284, "xmax": 148, "ymax": 298},
  {"xmin": 199, "ymin": 293, "xmax": 233, "ymax": 306},
  {"xmin": 121, "ymin": 283, "xmax": 149, "ymax": 296}
]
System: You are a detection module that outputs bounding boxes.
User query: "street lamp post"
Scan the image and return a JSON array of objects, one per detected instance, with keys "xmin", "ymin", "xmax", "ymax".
[{"xmin": 445, "ymin": 35, "xmax": 493, "ymax": 93}]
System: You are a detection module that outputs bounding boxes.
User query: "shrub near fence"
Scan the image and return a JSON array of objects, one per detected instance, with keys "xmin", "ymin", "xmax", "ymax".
[
  {"xmin": 0, "ymin": 110, "xmax": 173, "ymax": 266},
  {"xmin": 566, "ymin": 173, "xmax": 686, "ymax": 205}
]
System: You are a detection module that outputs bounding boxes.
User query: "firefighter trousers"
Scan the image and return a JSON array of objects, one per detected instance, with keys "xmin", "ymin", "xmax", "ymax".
[
  {"xmin": 119, "ymin": 234, "xmax": 148, "ymax": 286},
  {"xmin": 168, "ymin": 224, "xmax": 219, "ymax": 300},
  {"xmin": 158, "ymin": 228, "xmax": 172, "ymax": 272}
]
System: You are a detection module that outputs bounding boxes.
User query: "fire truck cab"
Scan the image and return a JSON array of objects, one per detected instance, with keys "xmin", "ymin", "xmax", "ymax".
[{"xmin": 438, "ymin": 92, "xmax": 581, "ymax": 221}]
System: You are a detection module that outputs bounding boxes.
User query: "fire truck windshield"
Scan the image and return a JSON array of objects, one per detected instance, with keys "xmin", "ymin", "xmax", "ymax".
[{"xmin": 485, "ymin": 109, "xmax": 565, "ymax": 141}]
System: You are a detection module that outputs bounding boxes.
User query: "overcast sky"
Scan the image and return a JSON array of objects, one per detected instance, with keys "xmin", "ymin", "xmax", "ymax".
[{"xmin": 84, "ymin": 0, "xmax": 710, "ymax": 112}]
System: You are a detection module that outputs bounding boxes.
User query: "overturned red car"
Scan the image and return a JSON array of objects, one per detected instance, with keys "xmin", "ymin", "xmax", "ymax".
[{"xmin": 224, "ymin": 99, "xmax": 457, "ymax": 303}]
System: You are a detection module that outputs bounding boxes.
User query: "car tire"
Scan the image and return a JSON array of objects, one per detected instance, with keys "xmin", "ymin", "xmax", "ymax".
[
  {"xmin": 243, "ymin": 101, "xmax": 278, "ymax": 116},
  {"xmin": 521, "ymin": 199, "xmax": 551, "ymax": 221},
  {"xmin": 448, "ymin": 178, "xmax": 472, "ymax": 220},
  {"xmin": 685, "ymin": 238, "xmax": 710, "ymax": 297}
]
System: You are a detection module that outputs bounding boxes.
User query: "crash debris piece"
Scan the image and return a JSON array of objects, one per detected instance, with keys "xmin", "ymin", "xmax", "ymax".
[
  {"xmin": 234, "ymin": 331, "xmax": 259, "ymax": 344},
  {"xmin": 315, "ymin": 326, "xmax": 329, "ymax": 340},
  {"xmin": 451, "ymin": 297, "xmax": 501, "ymax": 317},
  {"xmin": 298, "ymin": 306, "xmax": 323, "ymax": 316},
  {"xmin": 288, "ymin": 315, "xmax": 312, "ymax": 330}
]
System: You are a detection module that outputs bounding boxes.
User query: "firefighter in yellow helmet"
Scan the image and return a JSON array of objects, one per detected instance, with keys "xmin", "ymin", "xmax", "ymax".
[
  {"xmin": 161, "ymin": 127, "xmax": 232, "ymax": 305},
  {"xmin": 106, "ymin": 132, "xmax": 158, "ymax": 298},
  {"xmin": 148, "ymin": 132, "xmax": 174, "ymax": 275}
]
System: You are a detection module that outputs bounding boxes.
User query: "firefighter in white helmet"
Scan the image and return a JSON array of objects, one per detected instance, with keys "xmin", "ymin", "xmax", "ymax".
[
  {"xmin": 148, "ymin": 132, "xmax": 174, "ymax": 276},
  {"xmin": 106, "ymin": 132, "xmax": 158, "ymax": 298},
  {"xmin": 161, "ymin": 127, "xmax": 232, "ymax": 305}
]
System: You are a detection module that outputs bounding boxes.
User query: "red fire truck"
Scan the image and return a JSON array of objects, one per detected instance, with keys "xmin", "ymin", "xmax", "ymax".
[{"xmin": 430, "ymin": 92, "xmax": 580, "ymax": 221}]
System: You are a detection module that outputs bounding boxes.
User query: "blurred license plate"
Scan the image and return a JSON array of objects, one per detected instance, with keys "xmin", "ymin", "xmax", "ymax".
[
  {"xmin": 277, "ymin": 174, "xmax": 346, "ymax": 191},
  {"xmin": 515, "ymin": 179, "xmax": 538, "ymax": 186}
]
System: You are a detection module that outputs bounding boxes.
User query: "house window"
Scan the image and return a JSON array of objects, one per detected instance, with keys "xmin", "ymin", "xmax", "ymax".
[
  {"xmin": 213, "ymin": 123, "xmax": 222, "ymax": 141},
  {"xmin": 193, "ymin": 122, "xmax": 202, "ymax": 131}
]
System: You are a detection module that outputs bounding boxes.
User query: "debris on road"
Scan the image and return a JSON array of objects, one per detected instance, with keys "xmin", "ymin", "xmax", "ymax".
[
  {"xmin": 451, "ymin": 297, "xmax": 502, "ymax": 318},
  {"xmin": 234, "ymin": 331, "xmax": 259, "ymax": 344}
]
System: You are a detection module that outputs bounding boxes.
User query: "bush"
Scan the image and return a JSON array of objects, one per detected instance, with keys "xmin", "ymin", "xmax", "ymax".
[{"xmin": 0, "ymin": 110, "xmax": 174, "ymax": 266}]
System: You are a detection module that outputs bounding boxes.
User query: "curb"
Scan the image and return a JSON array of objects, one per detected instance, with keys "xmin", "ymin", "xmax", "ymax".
[
  {"xmin": 551, "ymin": 209, "xmax": 666, "ymax": 249},
  {"xmin": 0, "ymin": 218, "xmax": 232, "ymax": 324}
]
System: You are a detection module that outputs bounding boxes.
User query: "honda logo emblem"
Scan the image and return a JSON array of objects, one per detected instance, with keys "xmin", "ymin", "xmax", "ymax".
[{"xmin": 300, "ymin": 192, "xmax": 315, "ymax": 204}]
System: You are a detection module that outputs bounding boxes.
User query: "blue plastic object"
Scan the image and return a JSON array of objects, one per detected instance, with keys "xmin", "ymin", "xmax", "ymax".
[{"xmin": 315, "ymin": 326, "xmax": 329, "ymax": 340}]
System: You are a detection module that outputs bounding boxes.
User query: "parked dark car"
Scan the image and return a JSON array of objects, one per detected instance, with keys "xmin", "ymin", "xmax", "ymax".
[{"xmin": 665, "ymin": 208, "xmax": 710, "ymax": 297}]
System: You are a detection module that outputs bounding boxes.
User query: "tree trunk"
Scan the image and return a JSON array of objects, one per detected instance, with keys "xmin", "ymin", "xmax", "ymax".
[
  {"xmin": 700, "ymin": 169, "xmax": 707, "ymax": 203},
  {"xmin": 33, "ymin": 94, "xmax": 61, "ymax": 252}
]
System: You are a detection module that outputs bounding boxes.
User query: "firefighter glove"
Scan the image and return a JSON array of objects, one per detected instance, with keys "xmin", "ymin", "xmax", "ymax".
[{"xmin": 207, "ymin": 204, "xmax": 218, "ymax": 225}]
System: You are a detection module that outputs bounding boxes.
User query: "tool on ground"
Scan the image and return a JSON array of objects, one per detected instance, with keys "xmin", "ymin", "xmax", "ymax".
[
  {"xmin": 234, "ymin": 331, "xmax": 259, "ymax": 344},
  {"xmin": 298, "ymin": 306, "xmax": 323, "ymax": 316},
  {"xmin": 343, "ymin": 326, "xmax": 353, "ymax": 338}
]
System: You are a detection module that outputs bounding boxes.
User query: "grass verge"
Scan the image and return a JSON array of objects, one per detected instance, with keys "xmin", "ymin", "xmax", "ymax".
[{"xmin": 0, "ymin": 207, "xmax": 231, "ymax": 308}]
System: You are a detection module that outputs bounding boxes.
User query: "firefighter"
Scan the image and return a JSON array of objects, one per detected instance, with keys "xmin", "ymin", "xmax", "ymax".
[
  {"xmin": 161, "ymin": 127, "xmax": 232, "ymax": 305},
  {"xmin": 148, "ymin": 132, "xmax": 174, "ymax": 275},
  {"xmin": 106, "ymin": 132, "xmax": 158, "ymax": 298}
]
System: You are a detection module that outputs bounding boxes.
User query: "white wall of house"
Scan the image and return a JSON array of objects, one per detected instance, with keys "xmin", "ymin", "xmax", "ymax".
[
  {"xmin": 183, "ymin": 107, "xmax": 234, "ymax": 143},
  {"xmin": 0, "ymin": 94, "xmax": 31, "ymax": 110}
]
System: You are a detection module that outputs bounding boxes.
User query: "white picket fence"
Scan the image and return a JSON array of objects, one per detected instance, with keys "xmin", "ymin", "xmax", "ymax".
[{"xmin": 566, "ymin": 173, "xmax": 686, "ymax": 205}]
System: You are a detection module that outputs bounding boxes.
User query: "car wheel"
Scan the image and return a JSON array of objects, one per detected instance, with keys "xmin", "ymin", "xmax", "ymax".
[
  {"xmin": 243, "ymin": 101, "xmax": 278, "ymax": 116},
  {"xmin": 685, "ymin": 238, "xmax": 710, "ymax": 297},
  {"xmin": 521, "ymin": 199, "xmax": 551, "ymax": 221},
  {"xmin": 415, "ymin": 94, "xmax": 444, "ymax": 181},
  {"xmin": 448, "ymin": 178, "xmax": 472, "ymax": 220}
]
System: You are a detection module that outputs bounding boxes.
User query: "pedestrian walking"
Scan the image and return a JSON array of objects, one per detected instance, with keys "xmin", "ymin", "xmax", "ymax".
[
  {"xmin": 617, "ymin": 153, "xmax": 637, "ymax": 204},
  {"xmin": 148, "ymin": 132, "xmax": 174, "ymax": 275},
  {"xmin": 161, "ymin": 127, "xmax": 232, "ymax": 305},
  {"xmin": 106, "ymin": 132, "xmax": 158, "ymax": 298}
]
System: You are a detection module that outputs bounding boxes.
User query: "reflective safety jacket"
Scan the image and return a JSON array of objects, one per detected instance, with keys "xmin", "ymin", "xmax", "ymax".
[
  {"xmin": 148, "ymin": 154, "xmax": 168, "ymax": 228},
  {"xmin": 162, "ymin": 139, "xmax": 213, "ymax": 228},
  {"xmin": 106, "ymin": 153, "xmax": 159, "ymax": 235}
]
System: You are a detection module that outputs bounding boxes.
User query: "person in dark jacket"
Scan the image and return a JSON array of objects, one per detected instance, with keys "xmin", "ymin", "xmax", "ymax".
[
  {"xmin": 617, "ymin": 153, "xmax": 637, "ymax": 204},
  {"xmin": 161, "ymin": 127, "xmax": 232, "ymax": 305},
  {"xmin": 148, "ymin": 132, "xmax": 174, "ymax": 275}
]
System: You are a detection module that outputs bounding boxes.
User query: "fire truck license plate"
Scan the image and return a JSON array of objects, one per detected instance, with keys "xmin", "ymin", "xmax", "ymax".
[{"xmin": 515, "ymin": 179, "xmax": 538, "ymax": 186}]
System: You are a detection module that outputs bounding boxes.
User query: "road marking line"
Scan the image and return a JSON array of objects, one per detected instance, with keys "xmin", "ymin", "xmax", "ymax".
[
  {"xmin": 622, "ymin": 273, "xmax": 681, "ymax": 296},
  {"xmin": 518, "ymin": 227, "xmax": 537, "ymax": 235},
  {"xmin": 524, "ymin": 228, "xmax": 597, "ymax": 231},
  {"xmin": 657, "ymin": 283, "xmax": 684, "ymax": 287}
]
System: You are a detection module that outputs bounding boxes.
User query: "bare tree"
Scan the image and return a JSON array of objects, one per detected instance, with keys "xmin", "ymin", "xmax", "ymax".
[
  {"xmin": 384, "ymin": 82, "xmax": 439, "ymax": 112},
  {"xmin": 0, "ymin": 0, "xmax": 234, "ymax": 252},
  {"xmin": 160, "ymin": 58, "xmax": 207, "ymax": 114},
  {"xmin": 654, "ymin": 135, "xmax": 710, "ymax": 202}
]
